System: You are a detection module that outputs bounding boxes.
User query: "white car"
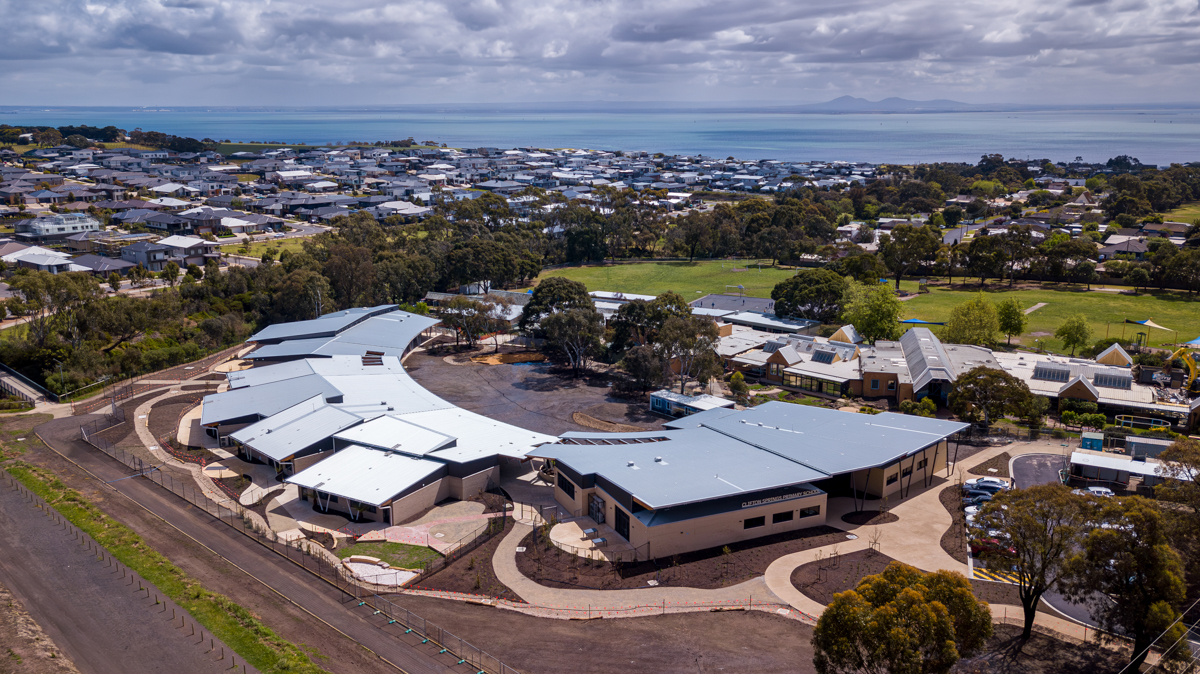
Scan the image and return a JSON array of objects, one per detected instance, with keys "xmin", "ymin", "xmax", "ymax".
[
  {"xmin": 964, "ymin": 505, "xmax": 981, "ymax": 516},
  {"xmin": 966, "ymin": 477, "xmax": 1010, "ymax": 490},
  {"xmin": 1087, "ymin": 486, "xmax": 1115, "ymax": 498}
]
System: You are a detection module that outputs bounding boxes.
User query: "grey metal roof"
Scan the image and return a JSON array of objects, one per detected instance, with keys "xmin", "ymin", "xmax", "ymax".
[
  {"xmin": 285, "ymin": 445, "xmax": 445, "ymax": 506},
  {"xmin": 233, "ymin": 396, "xmax": 366, "ymax": 462},
  {"xmin": 532, "ymin": 427, "xmax": 828, "ymax": 510},
  {"xmin": 247, "ymin": 305, "xmax": 398, "ymax": 343},
  {"xmin": 200, "ymin": 374, "xmax": 342, "ymax": 426},
  {"xmin": 699, "ymin": 402, "xmax": 968, "ymax": 476},
  {"xmin": 245, "ymin": 311, "xmax": 439, "ymax": 360},
  {"xmin": 901, "ymin": 328, "xmax": 956, "ymax": 391}
]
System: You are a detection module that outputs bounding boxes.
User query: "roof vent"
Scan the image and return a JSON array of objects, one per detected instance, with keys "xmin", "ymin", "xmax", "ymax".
[
  {"xmin": 655, "ymin": 456, "xmax": 662, "ymax": 462},
  {"xmin": 627, "ymin": 460, "xmax": 635, "ymax": 467}
]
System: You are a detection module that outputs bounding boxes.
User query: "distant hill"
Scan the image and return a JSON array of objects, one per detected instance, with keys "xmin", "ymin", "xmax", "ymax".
[{"xmin": 789, "ymin": 96, "xmax": 987, "ymax": 113}]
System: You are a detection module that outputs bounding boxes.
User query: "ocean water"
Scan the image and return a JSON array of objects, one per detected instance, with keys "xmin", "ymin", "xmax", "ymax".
[{"xmin": 2, "ymin": 105, "xmax": 1199, "ymax": 165}]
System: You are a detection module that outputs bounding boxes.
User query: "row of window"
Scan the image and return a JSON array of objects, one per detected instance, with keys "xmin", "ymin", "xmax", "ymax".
[
  {"xmin": 869, "ymin": 378, "xmax": 897, "ymax": 392},
  {"xmin": 885, "ymin": 459, "xmax": 930, "ymax": 486},
  {"xmin": 744, "ymin": 505, "xmax": 821, "ymax": 529},
  {"xmin": 782, "ymin": 373, "xmax": 844, "ymax": 396}
]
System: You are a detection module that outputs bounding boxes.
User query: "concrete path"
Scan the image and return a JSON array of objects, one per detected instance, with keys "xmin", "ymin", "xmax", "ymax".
[{"xmin": 1024, "ymin": 302, "xmax": 1048, "ymax": 315}]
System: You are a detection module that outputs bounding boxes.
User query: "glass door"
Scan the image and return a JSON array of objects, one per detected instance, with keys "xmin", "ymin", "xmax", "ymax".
[{"xmin": 614, "ymin": 507, "xmax": 630, "ymax": 541}]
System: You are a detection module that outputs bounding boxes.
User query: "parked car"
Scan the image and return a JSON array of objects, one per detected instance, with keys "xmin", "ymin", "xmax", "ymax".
[
  {"xmin": 970, "ymin": 537, "xmax": 1016, "ymax": 557},
  {"xmin": 966, "ymin": 477, "xmax": 1010, "ymax": 490},
  {"xmin": 963, "ymin": 492, "xmax": 993, "ymax": 506},
  {"xmin": 1087, "ymin": 486, "xmax": 1115, "ymax": 498},
  {"xmin": 963, "ymin": 482, "xmax": 1007, "ymax": 495}
]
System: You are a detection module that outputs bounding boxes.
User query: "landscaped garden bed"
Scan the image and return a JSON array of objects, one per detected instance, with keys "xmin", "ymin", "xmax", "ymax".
[{"xmin": 516, "ymin": 524, "xmax": 848, "ymax": 591}]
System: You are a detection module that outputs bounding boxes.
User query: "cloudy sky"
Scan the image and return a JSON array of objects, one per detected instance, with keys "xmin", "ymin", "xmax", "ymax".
[{"xmin": 4, "ymin": 0, "xmax": 1198, "ymax": 106}]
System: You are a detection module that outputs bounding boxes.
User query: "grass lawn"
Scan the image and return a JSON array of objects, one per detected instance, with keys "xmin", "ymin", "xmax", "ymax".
[
  {"xmin": 536, "ymin": 260, "xmax": 923, "ymax": 299},
  {"xmin": 221, "ymin": 237, "xmax": 308, "ymax": 259},
  {"xmin": 335, "ymin": 541, "xmax": 441, "ymax": 571},
  {"xmin": 904, "ymin": 283, "xmax": 1200, "ymax": 353},
  {"xmin": 1162, "ymin": 202, "xmax": 1200, "ymax": 224}
]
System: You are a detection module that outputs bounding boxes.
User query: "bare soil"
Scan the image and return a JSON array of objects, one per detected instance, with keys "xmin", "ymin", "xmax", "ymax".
[
  {"xmin": 215, "ymin": 473, "xmax": 251, "ymax": 497},
  {"xmin": 90, "ymin": 391, "xmax": 162, "ymax": 447},
  {"xmin": 970, "ymin": 452, "xmax": 1013, "ymax": 479},
  {"xmin": 841, "ymin": 510, "xmax": 900, "ymax": 526},
  {"xmin": 0, "ymin": 579, "xmax": 81, "ymax": 674},
  {"xmin": 940, "ymin": 484, "xmax": 971, "ymax": 564},
  {"xmin": 411, "ymin": 517, "xmax": 521, "ymax": 600},
  {"xmin": 951, "ymin": 624, "xmax": 1127, "ymax": 673},
  {"xmin": 179, "ymin": 384, "xmax": 217, "ymax": 391},
  {"xmin": 789, "ymin": 549, "xmax": 1052, "ymax": 614},
  {"xmin": 516, "ymin": 525, "xmax": 848, "ymax": 590},
  {"xmin": 373, "ymin": 596, "xmax": 818, "ymax": 674},
  {"xmin": 194, "ymin": 373, "xmax": 227, "ymax": 381}
]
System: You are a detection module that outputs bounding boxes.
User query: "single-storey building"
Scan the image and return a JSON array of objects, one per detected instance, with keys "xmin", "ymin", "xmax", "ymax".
[
  {"xmin": 649, "ymin": 390, "xmax": 735, "ymax": 417},
  {"xmin": 531, "ymin": 402, "xmax": 966, "ymax": 559}
]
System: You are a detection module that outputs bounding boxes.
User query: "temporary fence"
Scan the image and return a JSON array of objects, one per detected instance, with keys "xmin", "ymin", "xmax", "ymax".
[
  {"xmin": 73, "ymin": 375, "xmax": 155, "ymax": 415},
  {"xmin": 74, "ymin": 425, "xmax": 522, "ymax": 674}
]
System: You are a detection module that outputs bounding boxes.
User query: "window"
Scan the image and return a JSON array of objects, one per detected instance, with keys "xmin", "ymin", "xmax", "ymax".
[
  {"xmin": 769, "ymin": 363, "xmax": 782, "ymax": 376},
  {"xmin": 887, "ymin": 381, "xmax": 896, "ymax": 391},
  {"xmin": 557, "ymin": 473, "xmax": 576, "ymax": 499},
  {"xmin": 901, "ymin": 467, "xmax": 912, "ymax": 478},
  {"xmin": 744, "ymin": 516, "xmax": 766, "ymax": 529},
  {"xmin": 772, "ymin": 511, "xmax": 794, "ymax": 524},
  {"xmin": 886, "ymin": 473, "xmax": 898, "ymax": 485},
  {"xmin": 871, "ymin": 379, "xmax": 880, "ymax": 390},
  {"xmin": 326, "ymin": 494, "xmax": 339, "ymax": 503},
  {"xmin": 916, "ymin": 459, "xmax": 928, "ymax": 470},
  {"xmin": 798, "ymin": 506, "xmax": 821, "ymax": 518}
]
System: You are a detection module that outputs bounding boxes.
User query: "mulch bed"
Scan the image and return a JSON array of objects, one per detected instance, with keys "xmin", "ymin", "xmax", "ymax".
[
  {"xmin": 412, "ymin": 517, "xmax": 520, "ymax": 600},
  {"xmin": 841, "ymin": 511, "xmax": 900, "ymax": 526},
  {"xmin": 789, "ymin": 549, "xmax": 1053, "ymax": 615},
  {"xmin": 215, "ymin": 473, "xmax": 252, "ymax": 497},
  {"xmin": 180, "ymin": 384, "xmax": 218, "ymax": 391},
  {"xmin": 939, "ymin": 484, "xmax": 970, "ymax": 564},
  {"xmin": 195, "ymin": 373, "xmax": 227, "ymax": 381},
  {"xmin": 515, "ymin": 524, "xmax": 849, "ymax": 591},
  {"xmin": 969, "ymin": 452, "xmax": 1012, "ymax": 479}
]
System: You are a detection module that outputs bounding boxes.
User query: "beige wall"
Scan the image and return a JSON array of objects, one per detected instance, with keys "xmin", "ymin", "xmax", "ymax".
[
  {"xmin": 553, "ymin": 475, "xmax": 827, "ymax": 559},
  {"xmin": 388, "ymin": 478, "xmax": 453, "ymax": 524},
  {"xmin": 292, "ymin": 451, "xmax": 329, "ymax": 474},
  {"xmin": 850, "ymin": 441, "xmax": 948, "ymax": 499},
  {"xmin": 450, "ymin": 466, "xmax": 499, "ymax": 501}
]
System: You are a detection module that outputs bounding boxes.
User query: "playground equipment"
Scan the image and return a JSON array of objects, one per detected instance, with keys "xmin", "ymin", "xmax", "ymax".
[
  {"xmin": 1114, "ymin": 415, "xmax": 1171, "ymax": 430},
  {"xmin": 1166, "ymin": 347, "xmax": 1199, "ymax": 392}
]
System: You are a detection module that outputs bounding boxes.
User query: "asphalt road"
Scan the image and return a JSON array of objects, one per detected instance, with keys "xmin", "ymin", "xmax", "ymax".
[
  {"xmin": 1011, "ymin": 453, "xmax": 1069, "ymax": 490},
  {"xmin": 34, "ymin": 415, "xmax": 473, "ymax": 674},
  {"xmin": 0, "ymin": 475, "xmax": 237, "ymax": 674}
]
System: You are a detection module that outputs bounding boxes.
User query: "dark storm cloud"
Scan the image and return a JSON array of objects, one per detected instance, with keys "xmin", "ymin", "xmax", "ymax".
[{"xmin": 0, "ymin": 0, "xmax": 1195, "ymax": 104}]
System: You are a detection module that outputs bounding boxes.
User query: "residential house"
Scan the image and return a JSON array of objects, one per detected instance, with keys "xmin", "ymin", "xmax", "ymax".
[{"xmin": 120, "ymin": 241, "xmax": 171, "ymax": 272}]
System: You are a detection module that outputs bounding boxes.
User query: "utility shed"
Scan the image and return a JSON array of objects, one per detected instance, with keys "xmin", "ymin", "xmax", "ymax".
[{"xmin": 1126, "ymin": 436, "xmax": 1173, "ymax": 460}]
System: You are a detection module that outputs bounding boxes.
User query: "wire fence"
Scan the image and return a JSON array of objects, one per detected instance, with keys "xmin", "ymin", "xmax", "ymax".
[{"xmin": 75, "ymin": 425, "xmax": 523, "ymax": 674}]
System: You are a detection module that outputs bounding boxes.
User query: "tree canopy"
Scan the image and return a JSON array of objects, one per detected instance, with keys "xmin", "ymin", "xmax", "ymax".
[
  {"xmin": 840, "ymin": 280, "xmax": 902, "ymax": 344},
  {"xmin": 812, "ymin": 561, "xmax": 992, "ymax": 674},
  {"xmin": 941, "ymin": 293, "xmax": 999, "ymax": 346},
  {"xmin": 771, "ymin": 269, "xmax": 848, "ymax": 323},
  {"xmin": 947, "ymin": 366, "xmax": 1033, "ymax": 427}
]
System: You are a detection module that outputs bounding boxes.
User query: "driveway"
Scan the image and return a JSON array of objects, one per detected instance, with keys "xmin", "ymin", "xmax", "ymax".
[{"xmin": 1011, "ymin": 453, "xmax": 1069, "ymax": 489}]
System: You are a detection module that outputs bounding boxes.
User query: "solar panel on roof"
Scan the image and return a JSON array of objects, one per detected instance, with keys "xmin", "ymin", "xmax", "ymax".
[{"xmin": 1094, "ymin": 371, "xmax": 1132, "ymax": 389}]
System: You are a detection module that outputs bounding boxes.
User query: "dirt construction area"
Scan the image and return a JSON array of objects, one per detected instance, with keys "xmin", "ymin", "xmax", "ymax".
[{"xmin": 405, "ymin": 349, "xmax": 665, "ymax": 436}]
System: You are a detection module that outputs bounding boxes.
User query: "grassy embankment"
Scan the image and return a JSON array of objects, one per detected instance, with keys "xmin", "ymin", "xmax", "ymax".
[{"xmin": 0, "ymin": 415, "xmax": 330, "ymax": 674}]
